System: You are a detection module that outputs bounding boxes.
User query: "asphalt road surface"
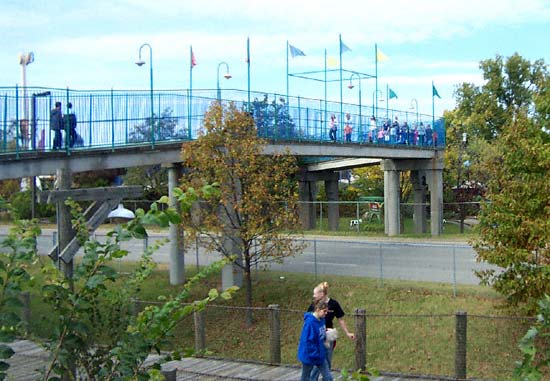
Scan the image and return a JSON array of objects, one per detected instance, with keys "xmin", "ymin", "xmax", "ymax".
[{"xmin": 1, "ymin": 227, "xmax": 497, "ymax": 285}]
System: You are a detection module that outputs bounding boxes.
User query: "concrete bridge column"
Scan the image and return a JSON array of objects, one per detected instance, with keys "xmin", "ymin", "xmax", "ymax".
[
  {"xmin": 426, "ymin": 168, "xmax": 444, "ymax": 236},
  {"xmin": 298, "ymin": 179, "xmax": 318, "ymax": 230},
  {"xmin": 381, "ymin": 160, "xmax": 401, "ymax": 236},
  {"xmin": 167, "ymin": 164, "xmax": 185, "ymax": 285},
  {"xmin": 410, "ymin": 170, "xmax": 427, "ymax": 234},
  {"xmin": 325, "ymin": 173, "xmax": 340, "ymax": 231}
]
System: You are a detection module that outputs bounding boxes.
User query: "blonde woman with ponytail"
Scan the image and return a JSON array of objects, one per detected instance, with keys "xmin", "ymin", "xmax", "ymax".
[{"xmin": 307, "ymin": 281, "xmax": 355, "ymax": 380}]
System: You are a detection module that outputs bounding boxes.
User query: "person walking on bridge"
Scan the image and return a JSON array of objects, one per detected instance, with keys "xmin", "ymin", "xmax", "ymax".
[
  {"xmin": 329, "ymin": 114, "xmax": 338, "ymax": 141},
  {"xmin": 50, "ymin": 101, "xmax": 63, "ymax": 149}
]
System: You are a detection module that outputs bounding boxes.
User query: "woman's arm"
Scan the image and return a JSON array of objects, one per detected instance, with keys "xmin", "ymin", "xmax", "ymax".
[{"xmin": 338, "ymin": 318, "xmax": 355, "ymax": 340}]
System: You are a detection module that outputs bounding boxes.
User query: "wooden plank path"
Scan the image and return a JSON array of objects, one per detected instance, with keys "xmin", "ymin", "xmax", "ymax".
[{"xmin": 5, "ymin": 340, "xmax": 437, "ymax": 381}]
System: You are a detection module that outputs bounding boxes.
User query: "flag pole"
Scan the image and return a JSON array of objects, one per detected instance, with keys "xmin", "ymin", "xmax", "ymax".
[
  {"xmin": 375, "ymin": 43, "xmax": 378, "ymax": 121},
  {"xmin": 324, "ymin": 48, "xmax": 327, "ymax": 139},
  {"xmin": 247, "ymin": 37, "xmax": 251, "ymax": 111},
  {"xmin": 339, "ymin": 33, "xmax": 343, "ymax": 138},
  {"xmin": 189, "ymin": 45, "xmax": 193, "ymax": 139},
  {"xmin": 286, "ymin": 41, "xmax": 289, "ymax": 105},
  {"xmin": 432, "ymin": 80, "xmax": 435, "ymax": 129},
  {"xmin": 386, "ymin": 83, "xmax": 389, "ymax": 120}
]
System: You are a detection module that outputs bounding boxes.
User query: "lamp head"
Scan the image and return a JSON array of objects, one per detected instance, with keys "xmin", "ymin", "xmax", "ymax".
[
  {"xmin": 347, "ymin": 83, "xmax": 354, "ymax": 90},
  {"xmin": 223, "ymin": 73, "xmax": 232, "ymax": 80},
  {"xmin": 19, "ymin": 52, "xmax": 34, "ymax": 66},
  {"xmin": 135, "ymin": 60, "xmax": 146, "ymax": 67}
]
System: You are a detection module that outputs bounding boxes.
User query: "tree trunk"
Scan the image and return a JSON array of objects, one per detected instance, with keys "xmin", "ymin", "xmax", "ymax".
[{"xmin": 244, "ymin": 266, "xmax": 253, "ymax": 327}]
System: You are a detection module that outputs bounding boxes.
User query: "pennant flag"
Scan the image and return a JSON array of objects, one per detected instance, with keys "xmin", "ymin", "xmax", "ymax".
[
  {"xmin": 432, "ymin": 84, "xmax": 441, "ymax": 99},
  {"xmin": 340, "ymin": 39, "xmax": 351, "ymax": 54},
  {"xmin": 389, "ymin": 88, "xmax": 398, "ymax": 99},
  {"xmin": 376, "ymin": 49, "xmax": 389, "ymax": 62},
  {"xmin": 190, "ymin": 49, "xmax": 197, "ymax": 68},
  {"xmin": 289, "ymin": 44, "xmax": 306, "ymax": 58},
  {"xmin": 327, "ymin": 56, "xmax": 339, "ymax": 68}
]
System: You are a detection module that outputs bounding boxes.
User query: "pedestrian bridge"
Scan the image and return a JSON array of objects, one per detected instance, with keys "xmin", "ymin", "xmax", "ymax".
[{"xmin": 0, "ymin": 86, "xmax": 445, "ymax": 237}]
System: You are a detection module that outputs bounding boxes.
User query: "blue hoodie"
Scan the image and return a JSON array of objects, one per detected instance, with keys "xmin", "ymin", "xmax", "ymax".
[{"xmin": 297, "ymin": 312, "xmax": 327, "ymax": 366}]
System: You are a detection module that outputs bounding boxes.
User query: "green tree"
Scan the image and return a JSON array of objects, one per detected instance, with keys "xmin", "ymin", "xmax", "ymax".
[
  {"xmin": 123, "ymin": 165, "xmax": 168, "ymax": 201},
  {"xmin": 129, "ymin": 107, "xmax": 186, "ymax": 143},
  {"xmin": 179, "ymin": 102, "xmax": 304, "ymax": 325},
  {"xmin": 473, "ymin": 113, "xmax": 550, "ymax": 310},
  {"xmin": 0, "ymin": 200, "xmax": 40, "ymax": 381},
  {"xmin": 249, "ymin": 95, "xmax": 296, "ymax": 139},
  {"xmin": 42, "ymin": 196, "xmax": 235, "ymax": 379}
]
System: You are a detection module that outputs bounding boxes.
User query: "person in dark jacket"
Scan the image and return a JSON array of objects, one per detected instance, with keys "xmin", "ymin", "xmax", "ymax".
[
  {"xmin": 50, "ymin": 102, "xmax": 63, "ymax": 149},
  {"xmin": 63, "ymin": 102, "xmax": 78, "ymax": 148},
  {"xmin": 297, "ymin": 300, "xmax": 333, "ymax": 381}
]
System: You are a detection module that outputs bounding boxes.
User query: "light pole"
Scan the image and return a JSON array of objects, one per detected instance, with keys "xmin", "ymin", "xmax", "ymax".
[
  {"xmin": 135, "ymin": 43, "xmax": 154, "ymax": 146},
  {"xmin": 216, "ymin": 61, "xmax": 232, "ymax": 101},
  {"xmin": 347, "ymin": 73, "xmax": 362, "ymax": 139},
  {"xmin": 410, "ymin": 98, "xmax": 419, "ymax": 125},
  {"xmin": 372, "ymin": 90, "xmax": 383, "ymax": 120},
  {"xmin": 457, "ymin": 131, "xmax": 468, "ymax": 233},
  {"xmin": 19, "ymin": 52, "xmax": 34, "ymax": 148}
]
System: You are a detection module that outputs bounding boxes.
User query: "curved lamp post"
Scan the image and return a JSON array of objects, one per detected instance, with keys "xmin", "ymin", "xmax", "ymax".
[
  {"xmin": 347, "ymin": 73, "xmax": 362, "ymax": 137},
  {"xmin": 135, "ymin": 43, "xmax": 155, "ymax": 146},
  {"xmin": 410, "ymin": 98, "xmax": 419, "ymax": 125},
  {"xmin": 372, "ymin": 89, "xmax": 384, "ymax": 120},
  {"xmin": 216, "ymin": 61, "xmax": 232, "ymax": 101}
]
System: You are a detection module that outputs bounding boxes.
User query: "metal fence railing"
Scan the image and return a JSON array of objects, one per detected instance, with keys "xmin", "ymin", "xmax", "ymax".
[{"xmin": 1, "ymin": 86, "xmax": 445, "ymax": 156}]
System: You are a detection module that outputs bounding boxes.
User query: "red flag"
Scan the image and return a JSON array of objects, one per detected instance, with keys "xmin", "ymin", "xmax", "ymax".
[{"xmin": 191, "ymin": 50, "xmax": 197, "ymax": 68}]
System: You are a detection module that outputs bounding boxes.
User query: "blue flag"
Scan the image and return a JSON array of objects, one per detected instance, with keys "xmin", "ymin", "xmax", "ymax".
[
  {"xmin": 389, "ymin": 88, "xmax": 398, "ymax": 99},
  {"xmin": 289, "ymin": 44, "xmax": 306, "ymax": 58},
  {"xmin": 432, "ymin": 84, "xmax": 441, "ymax": 99},
  {"xmin": 340, "ymin": 40, "xmax": 351, "ymax": 54}
]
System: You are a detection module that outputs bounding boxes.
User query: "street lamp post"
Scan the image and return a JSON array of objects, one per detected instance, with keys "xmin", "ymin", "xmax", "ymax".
[
  {"xmin": 457, "ymin": 131, "xmax": 468, "ymax": 233},
  {"xmin": 216, "ymin": 61, "xmax": 232, "ymax": 101},
  {"xmin": 410, "ymin": 98, "xmax": 419, "ymax": 125},
  {"xmin": 372, "ymin": 90, "xmax": 383, "ymax": 120},
  {"xmin": 19, "ymin": 52, "xmax": 34, "ymax": 148},
  {"xmin": 135, "ymin": 43, "xmax": 154, "ymax": 146},
  {"xmin": 347, "ymin": 73, "xmax": 362, "ymax": 140}
]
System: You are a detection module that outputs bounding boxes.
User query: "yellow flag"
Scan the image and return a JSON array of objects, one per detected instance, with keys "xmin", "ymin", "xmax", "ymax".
[
  {"xmin": 376, "ymin": 49, "xmax": 389, "ymax": 62},
  {"xmin": 327, "ymin": 56, "xmax": 339, "ymax": 68}
]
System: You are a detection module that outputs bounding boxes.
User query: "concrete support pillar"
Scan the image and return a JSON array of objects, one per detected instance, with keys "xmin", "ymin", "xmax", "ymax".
[
  {"xmin": 410, "ymin": 170, "xmax": 427, "ymax": 234},
  {"xmin": 383, "ymin": 171, "xmax": 389, "ymax": 235},
  {"xmin": 384, "ymin": 168, "xmax": 401, "ymax": 236},
  {"xmin": 298, "ymin": 179, "xmax": 317, "ymax": 229},
  {"xmin": 167, "ymin": 164, "xmax": 185, "ymax": 285},
  {"xmin": 426, "ymin": 168, "xmax": 444, "ymax": 236},
  {"xmin": 325, "ymin": 174, "xmax": 339, "ymax": 231},
  {"xmin": 56, "ymin": 167, "xmax": 74, "ymax": 287}
]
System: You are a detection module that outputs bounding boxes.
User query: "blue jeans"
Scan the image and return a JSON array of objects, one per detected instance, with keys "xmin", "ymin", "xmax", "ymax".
[{"xmin": 310, "ymin": 344, "xmax": 334, "ymax": 380}]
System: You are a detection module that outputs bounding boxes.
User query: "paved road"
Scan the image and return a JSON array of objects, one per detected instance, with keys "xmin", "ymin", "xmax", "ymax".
[{"xmin": 1, "ymin": 226, "xmax": 497, "ymax": 285}]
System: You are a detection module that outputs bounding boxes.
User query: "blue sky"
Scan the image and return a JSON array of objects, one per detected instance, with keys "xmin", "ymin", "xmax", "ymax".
[{"xmin": 1, "ymin": 0, "xmax": 549, "ymax": 117}]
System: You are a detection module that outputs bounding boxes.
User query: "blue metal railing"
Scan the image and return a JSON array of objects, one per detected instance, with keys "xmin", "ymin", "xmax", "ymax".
[{"xmin": 0, "ymin": 86, "xmax": 445, "ymax": 156}]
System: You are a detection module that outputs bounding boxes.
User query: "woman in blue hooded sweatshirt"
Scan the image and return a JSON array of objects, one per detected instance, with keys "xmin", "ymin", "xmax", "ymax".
[{"xmin": 297, "ymin": 300, "xmax": 333, "ymax": 381}]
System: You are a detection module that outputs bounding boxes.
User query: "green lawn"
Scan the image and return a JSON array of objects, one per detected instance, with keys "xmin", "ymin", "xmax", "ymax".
[{"xmin": 23, "ymin": 263, "xmax": 528, "ymax": 380}]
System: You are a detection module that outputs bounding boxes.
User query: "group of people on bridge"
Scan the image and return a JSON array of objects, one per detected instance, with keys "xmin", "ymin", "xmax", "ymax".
[
  {"xmin": 49, "ymin": 101, "xmax": 80, "ymax": 149},
  {"xmin": 330, "ymin": 113, "xmax": 437, "ymax": 146}
]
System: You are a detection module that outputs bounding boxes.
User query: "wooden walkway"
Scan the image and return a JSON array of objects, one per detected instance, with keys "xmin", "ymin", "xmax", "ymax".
[{"xmin": 5, "ymin": 340, "xmax": 439, "ymax": 380}]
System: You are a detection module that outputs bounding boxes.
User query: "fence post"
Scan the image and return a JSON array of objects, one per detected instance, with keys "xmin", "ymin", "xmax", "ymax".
[
  {"xmin": 268, "ymin": 304, "xmax": 281, "ymax": 364},
  {"xmin": 455, "ymin": 311, "xmax": 467, "ymax": 380},
  {"xmin": 354, "ymin": 308, "xmax": 366, "ymax": 371},
  {"xmin": 131, "ymin": 298, "xmax": 140, "ymax": 318},
  {"xmin": 161, "ymin": 369, "xmax": 177, "ymax": 381},
  {"xmin": 194, "ymin": 309, "xmax": 206, "ymax": 355},
  {"xmin": 20, "ymin": 291, "xmax": 31, "ymax": 330}
]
